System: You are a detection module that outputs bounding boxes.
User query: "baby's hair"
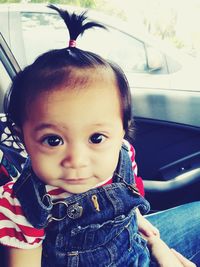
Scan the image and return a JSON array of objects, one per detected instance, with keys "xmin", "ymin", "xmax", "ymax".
[
  {"xmin": 4, "ymin": 4, "xmax": 134, "ymax": 142},
  {"xmin": 48, "ymin": 4, "xmax": 106, "ymax": 47}
]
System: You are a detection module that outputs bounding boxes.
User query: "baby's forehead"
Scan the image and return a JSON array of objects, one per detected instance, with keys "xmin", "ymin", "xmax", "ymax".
[
  {"xmin": 43, "ymin": 66, "xmax": 118, "ymax": 97},
  {"xmin": 65, "ymin": 65, "xmax": 116, "ymax": 85},
  {"xmin": 23, "ymin": 78, "xmax": 123, "ymax": 133},
  {"xmin": 24, "ymin": 65, "xmax": 120, "ymax": 123}
]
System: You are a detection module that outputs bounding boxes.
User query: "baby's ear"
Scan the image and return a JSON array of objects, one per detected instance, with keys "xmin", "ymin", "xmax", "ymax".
[
  {"xmin": 13, "ymin": 126, "xmax": 23, "ymax": 141},
  {"xmin": 12, "ymin": 126, "xmax": 26, "ymax": 149}
]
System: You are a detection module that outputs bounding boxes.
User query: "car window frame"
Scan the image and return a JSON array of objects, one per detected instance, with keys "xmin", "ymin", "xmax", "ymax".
[{"xmin": 0, "ymin": 32, "xmax": 20, "ymax": 78}]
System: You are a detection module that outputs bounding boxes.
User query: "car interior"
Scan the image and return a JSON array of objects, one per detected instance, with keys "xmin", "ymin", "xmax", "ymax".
[
  {"xmin": 0, "ymin": 3, "xmax": 200, "ymax": 265},
  {"xmin": 133, "ymin": 117, "xmax": 200, "ymax": 211}
]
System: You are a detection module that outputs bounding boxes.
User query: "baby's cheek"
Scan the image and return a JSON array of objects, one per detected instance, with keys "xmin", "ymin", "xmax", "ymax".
[
  {"xmin": 96, "ymin": 154, "xmax": 119, "ymax": 178},
  {"xmin": 31, "ymin": 157, "xmax": 57, "ymax": 180}
]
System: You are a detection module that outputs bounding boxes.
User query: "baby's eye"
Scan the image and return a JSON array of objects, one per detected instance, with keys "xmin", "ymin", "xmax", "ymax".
[
  {"xmin": 42, "ymin": 135, "xmax": 64, "ymax": 147},
  {"xmin": 89, "ymin": 133, "xmax": 106, "ymax": 144}
]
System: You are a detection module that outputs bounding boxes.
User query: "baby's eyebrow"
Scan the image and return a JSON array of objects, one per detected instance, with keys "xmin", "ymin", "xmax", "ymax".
[
  {"xmin": 34, "ymin": 123, "xmax": 58, "ymax": 132},
  {"xmin": 90, "ymin": 122, "xmax": 114, "ymax": 127},
  {"xmin": 33, "ymin": 122, "xmax": 114, "ymax": 133}
]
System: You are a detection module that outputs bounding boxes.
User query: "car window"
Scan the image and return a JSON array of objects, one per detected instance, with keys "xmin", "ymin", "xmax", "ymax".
[
  {"xmin": 20, "ymin": 11, "xmax": 162, "ymax": 74},
  {"xmin": 21, "ymin": 12, "xmax": 66, "ymax": 64},
  {"xmin": 0, "ymin": 2, "xmax": 199, "ymax": 92},
  {"xmin": 80, "ymin": 26, "xmax": 148, "ymax": 73}
]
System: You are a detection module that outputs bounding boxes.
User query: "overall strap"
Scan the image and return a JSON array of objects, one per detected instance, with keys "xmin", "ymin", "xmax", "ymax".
[
  {"xmin": 114, "ymin": 143, "xmax": 140, "ymax": 195},
  {"xmin": 13, "ymin": 158, "xmax": 52, "ymax": 228}
]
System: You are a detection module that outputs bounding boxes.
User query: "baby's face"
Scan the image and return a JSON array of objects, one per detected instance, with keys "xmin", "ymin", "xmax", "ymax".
[{"xmin": 22, "ymin": 78, "xmax": 124, "ymax": 194}]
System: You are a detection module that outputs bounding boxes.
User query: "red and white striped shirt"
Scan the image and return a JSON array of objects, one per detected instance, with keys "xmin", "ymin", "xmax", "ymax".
[{"xmin": 0, "ymin": 141, "xmax": 144, "ymax": 249}]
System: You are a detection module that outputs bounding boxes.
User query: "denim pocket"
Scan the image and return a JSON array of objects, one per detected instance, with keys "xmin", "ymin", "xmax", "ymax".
[{"xmin": 70, "ymin": 213, "xmax": 130, "ymax": 250}]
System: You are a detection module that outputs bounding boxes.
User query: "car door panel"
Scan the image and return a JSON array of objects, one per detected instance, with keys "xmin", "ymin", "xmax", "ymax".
[{"xmin": 133, "ymin": 117, "xmax": 200, "ymax": 210}]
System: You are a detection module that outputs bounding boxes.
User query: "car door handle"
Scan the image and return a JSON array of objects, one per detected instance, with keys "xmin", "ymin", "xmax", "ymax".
[{"xmin": 144, "ymin": 168, "xmax": 200, "ymax": 192}]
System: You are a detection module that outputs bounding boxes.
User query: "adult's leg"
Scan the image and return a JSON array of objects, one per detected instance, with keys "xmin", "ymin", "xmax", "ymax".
[{"xmin": 145, "ymin": 201, "xmax": 200, "ymax": 264}]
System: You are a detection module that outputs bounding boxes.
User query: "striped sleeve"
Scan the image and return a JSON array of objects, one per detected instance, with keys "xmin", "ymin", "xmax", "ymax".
[
  {"xmin": 123, "ymin": 140, "xmax": 145, "ymax": 196},
  {"xmin": 0, "ymin": 182, "xmax": 45, "ymax": 249}
]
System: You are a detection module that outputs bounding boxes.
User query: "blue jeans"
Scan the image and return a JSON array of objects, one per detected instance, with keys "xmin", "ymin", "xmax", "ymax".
[{"xmin": 146, "ymin": 201, "xmax": 200, "ymax": 265}]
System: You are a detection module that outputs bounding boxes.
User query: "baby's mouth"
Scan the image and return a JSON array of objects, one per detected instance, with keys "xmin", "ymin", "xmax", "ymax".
[{"xmin": 61, "ymin": 177, "xmax": 91, "ymax": 184}]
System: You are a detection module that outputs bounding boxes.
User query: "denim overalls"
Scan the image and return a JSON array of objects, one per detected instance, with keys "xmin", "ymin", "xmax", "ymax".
[{"xmin": 13, "ymin": 144, "xmax": 151, "ymax": 267}]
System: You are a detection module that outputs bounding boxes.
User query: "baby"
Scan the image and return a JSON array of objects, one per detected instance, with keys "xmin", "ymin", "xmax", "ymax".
[{"xmin": 0, "ymin": 5, "xmax": 168, "ymax": 267}]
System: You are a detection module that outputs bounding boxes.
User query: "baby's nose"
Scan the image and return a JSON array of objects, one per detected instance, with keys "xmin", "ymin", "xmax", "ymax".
[{"xmin": 61, "ymin": 143, "xmax": 89, "ymax": 169}]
